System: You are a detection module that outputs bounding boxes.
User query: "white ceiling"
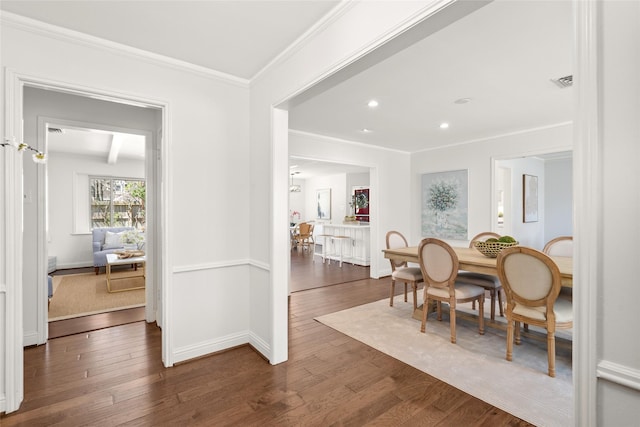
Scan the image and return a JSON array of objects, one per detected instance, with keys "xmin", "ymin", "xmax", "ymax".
[
  {"xmin": 0, "ymin": 0, "xmax": 341, "ymax": 80},
  {"xmin": 288, "ymin": 0, "xmax": 573, "ymax": 152},
  {"xmin": 47, "ymin": 127, "xmax": 145, "ymax": 163},
  {"xmin": 2, "ymin": 0, "xmax": 573, "ymax": 176}
]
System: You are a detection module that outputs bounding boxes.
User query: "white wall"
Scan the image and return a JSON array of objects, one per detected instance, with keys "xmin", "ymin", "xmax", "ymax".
[
  {"xmin": 544, "ymin": 156, "xmax": 573, "ymax": 240},
  {"xmin": 496, "ymin": 157, "xmax": 546, "ymax": 249},
  {"xmin": 305, "ymin": 173, "xmax": 346, "ymax": 223},
  {"xmin": 47, "ymin": 152, "xmax": 145, "ymax": 269},
  {"xmin": 1, "ymin": 12, "xmax": 251, "ymax": 405},
  {"xmin": 411, "ymin": 125, "xmax": 572, "ymax": 250},
  {"xmin": 597, "ymin": 1, "xmax": 640, "ymax": 424}
]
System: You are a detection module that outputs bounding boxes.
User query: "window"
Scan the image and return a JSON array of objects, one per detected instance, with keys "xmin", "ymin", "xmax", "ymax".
[{"xmin": 90, "ymin": 177, "xmax": 145, "ymax": 229}]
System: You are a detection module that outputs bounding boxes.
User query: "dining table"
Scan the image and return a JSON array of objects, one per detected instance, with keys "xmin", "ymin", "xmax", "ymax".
[{"xmin": 383, "ymin": 245, "xmax": 573, "ymax": 320}]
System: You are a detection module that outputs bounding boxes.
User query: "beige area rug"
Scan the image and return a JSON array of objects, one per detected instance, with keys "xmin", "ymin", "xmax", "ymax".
[
  {"xmin": 316, "ymin": 290, "xmax": 573, "ymax": 427},
  {"xmin": 49, "ymin": 271, "xmax": 145, "ymax": 321}
]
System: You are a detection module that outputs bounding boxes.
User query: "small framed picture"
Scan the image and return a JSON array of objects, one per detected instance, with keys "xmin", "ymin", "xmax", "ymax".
[{"xmin": 523, "ymin": 174, "xmax": 538, "ymax": 223}]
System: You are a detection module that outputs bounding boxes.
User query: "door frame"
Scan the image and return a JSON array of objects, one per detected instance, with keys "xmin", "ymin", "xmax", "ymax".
[{"xmin": 3, "ymin": 69, "xmax": 173, "ymax": 413}]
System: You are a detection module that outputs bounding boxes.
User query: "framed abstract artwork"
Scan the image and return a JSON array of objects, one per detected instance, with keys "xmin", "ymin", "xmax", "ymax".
[
  {"xmin": 354, "ymin": 187, "xmax": 369, "ymax": 222},
  {"xmin": 316, "ymin": 188, "xmax": 331, "ymax": 219},
  {"xmin": 523, "ymin": 174, "xmax": 539, "ymax": 222},
  {"xmin": 421, "ymin": 169, "xmax": 468, "ymax": 239}
]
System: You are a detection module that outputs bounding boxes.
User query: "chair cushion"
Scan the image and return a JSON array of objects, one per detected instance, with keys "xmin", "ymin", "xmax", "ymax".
[
  {"xmin": 392, "ymin": 267, "xmax": 422, "ymax": 281},
  {"xmin": 457, "ymin": 272, "xmax": 500, "ymax": 289},
  {"xmin": 427, "ymin": 282, "xmax": 484, "ymax": 299},
  {"xmin": 512, "ymin": 298, "xmax": 573, "ymax": 323}
]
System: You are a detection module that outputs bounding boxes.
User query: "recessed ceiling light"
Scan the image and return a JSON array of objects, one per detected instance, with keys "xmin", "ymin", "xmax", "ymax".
[
  {"xmin": 454, "ymin": 98, "xmax": 472, "ymax": 104},
  {"xmin": 439, "ymin": 123, "xmax": 449, "ymax": 129},
  {"xmin": 361, "ymin": 128, "xmax": 373, "ymax": 133},
  {"xmin": 367, "ymin": 100, "xmax": 379, "ymax": 108}
]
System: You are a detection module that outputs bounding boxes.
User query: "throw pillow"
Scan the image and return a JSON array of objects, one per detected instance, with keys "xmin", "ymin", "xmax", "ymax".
[{"xmin": 103, "ymin": 231, "xmax": 124, "ymax": 250}]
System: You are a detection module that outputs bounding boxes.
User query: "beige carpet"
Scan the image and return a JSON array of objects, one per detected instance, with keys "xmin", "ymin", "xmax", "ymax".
[
  {"xmin": 316, "ymin": 290, "xmax": 573, "ymax": 427},
  {"xmin": 49, "ymin": 271, "xmax": 145, "ymax": 321}
]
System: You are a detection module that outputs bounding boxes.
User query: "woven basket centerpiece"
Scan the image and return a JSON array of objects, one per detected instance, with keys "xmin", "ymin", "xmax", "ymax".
[{"xmin": 474, "ymin": 240, "xmax": 519, "ymax": 258}]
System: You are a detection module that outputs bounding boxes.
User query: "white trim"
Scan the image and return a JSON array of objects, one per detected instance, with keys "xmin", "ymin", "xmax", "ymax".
[
  {"xmin": 3, "ymin": 67, "xmax": 25, "ymax": 414},
  {"xmin": 3, "ymin": 70, "xmax": 174, "ymax": 413},
  {"xmin": 248, "ymin": 331, "xmax": 271, "ymax": 359},
  {"xmin": 413, "ymin": 122, "xmax": 574, "ymax": 155},
  {"xmin": 251, "ymin": 0, "xmax": 356, "ymax": 83},
  {"xmin": 573, "ymin": 0, "xmax": 600, "ymax": 425},
  {"xmin": 172, "ymin": 331, "xmax": 251, "ymax": 364},
  {"xmin": 0, "ymin": 12, "xmax": 249, "ymax": 88},
  {"xmin": 289, "ymin": 129, "xmax": 412, "ymax": 155},
  {"xmin": 597, "ymin": 361, "xmax": 640, "ymax": 392},
  {"xmin": 172, "ymin": 259, "xmax": 270, "ymax": 274}
]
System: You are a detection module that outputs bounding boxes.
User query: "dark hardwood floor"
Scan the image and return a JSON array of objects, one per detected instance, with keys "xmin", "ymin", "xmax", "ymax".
[
  {"xmin": 1, "ymin": 255, "xmax": 531, "ymax": 425},
  {"xmin": 290, "ymin": 245, "xmax": 371, "ymax": 292}
]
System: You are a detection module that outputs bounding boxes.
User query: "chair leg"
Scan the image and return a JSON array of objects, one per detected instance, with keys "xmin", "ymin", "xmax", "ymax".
[
  {"xmin": 389, "ymin": 279, "xmax": 396, "ymax": 307},
  {"xmin": 477, "ymin": 294, "xmax": 485, "ymax": 335},
  {"xmin": 506, "ymin": 320, "xmax": 514, "ymax": 361},
  {"xmin": 420, "ymin": 296, "xmax": 429, "ymax": 333},
  {"xmin": 449, "ymin": 301, "xmax": 456, "ymax": 343},
  {"xmin": 489, "ymin": 289, "xmax": 496, "ymax": 321},
  {"xmin": 404, "ymin": 282, "xmax": 408, "ymax": 302},
  {"xmin": 436, "ymin": 301, "xmax": 442, "ymax": 321},
  {"xmin": 412, "ymin": 282, "xmax": 418, "ymax": 311},
  {"xmin": 498, "ymin": 288, "xmax": 504, "ymax": 317},
  {"xmin": 547, "ymin": 329, "xmax": 556, "ymax": 377},
  {"xmin": 514, "ymin": 321, "xmax": 522, "ymax": 345},
  {"xmin": 95, "ymin": 266, "xmax": 99, "ymax": 275}
]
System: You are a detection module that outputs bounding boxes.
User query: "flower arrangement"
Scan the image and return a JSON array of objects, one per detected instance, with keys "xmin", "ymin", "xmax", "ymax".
[{"xmin": 290, "ymin": 210, "xmax": 301, "ymax": 226}]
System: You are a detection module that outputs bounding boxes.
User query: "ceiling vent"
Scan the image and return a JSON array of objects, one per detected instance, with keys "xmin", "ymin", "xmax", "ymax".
[{"xmin": 550, "ymin": 75, "xmax": 573, "ymax": 89}]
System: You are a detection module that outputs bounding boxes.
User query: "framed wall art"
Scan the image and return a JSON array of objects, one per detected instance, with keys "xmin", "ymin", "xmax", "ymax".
[
  {"xmin": 316, "ymin": 188, "xmax": 331, "ymax": 219},
  {"xmin": 354, "ymin": 187, "xmax": 369, "ymax": 222},
  {"xmin": 421, "ymin": 169, "xmax": 468, "ymax": 239},
  {"xmin": 523, "ymin": 174, "xmax": 538, "ymax": 223}
]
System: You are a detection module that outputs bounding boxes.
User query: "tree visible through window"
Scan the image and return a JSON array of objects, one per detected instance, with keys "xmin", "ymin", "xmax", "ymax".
[{"xmin": 90, "ymin": 177, "xmax": 145, "ymax": 229}]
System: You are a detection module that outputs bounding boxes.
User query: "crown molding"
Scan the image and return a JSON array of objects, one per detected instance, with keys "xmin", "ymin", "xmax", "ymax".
[
  {"xmin": 413, "ymin": 121, "xmax": 574, "ymax": 155},
  {"xmin": 0, "ymin": 11, "xmax": 250, "ymax": 88},
  {"xmin": 250, "ymin": 0, "xmax": 357, "ymax": 84},
  {"xmin": 289, "ymin": 128, "xmax": 412, "ymax": 155}
]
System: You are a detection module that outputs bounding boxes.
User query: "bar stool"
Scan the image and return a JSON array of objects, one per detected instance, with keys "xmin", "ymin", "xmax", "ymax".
[
  {"xmin": 313, "ymin": 234, "xmax": 332, "ymax": 263},
  {"xmin": 330, "ymin": 235, "xmax": 350, "ymax": 267}
]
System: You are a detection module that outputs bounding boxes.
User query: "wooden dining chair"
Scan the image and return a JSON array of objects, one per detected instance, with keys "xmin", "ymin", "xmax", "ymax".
[
  {"xmin": 457, "ymin": 231, "xmax": 504, "ymax": 320},
  {"xmin": 497, "ymin": 246, "xmax": 573, "ymax": 377},
  {"xmin": 294, "ymin": 222, "xmax": 314, "ymax": 251},
  {"xmin": 543, "ymin": 236, "xmax": 573, "ymax": 257},
  {"xmin": 385, "ymin": 231, "xmax": 423, "ymax": 311},
  {"xmin": 418, "ymin": 238, "xmax": 485, "ymax": 343},
  {"xmin": 543, "ymin": 235, "xmax": 573, "ymax": 302}
]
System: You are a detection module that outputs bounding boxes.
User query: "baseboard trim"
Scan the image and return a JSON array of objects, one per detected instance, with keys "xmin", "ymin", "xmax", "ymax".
[
  {"xmin": 56, "ymin": 262, "xmax": 92, "ymax": 270},
  {"xmin": 172, "ymin": 331, "xmax": 250, "ymax": 364},
  {"xmin": 23, "ymin": 331, "xmax": 39, "ymax": 347},
  {"xmin": 248, "ymin": 331, "xmax": 271, "ymax": 360},
  {"xmin": 173, "ymin": 259, "xmax": 270, "ymax": 273},
  {"xmin": 0, "ymin": 393, "xmax": 5, "ymax": 414},
  {"xmin": 597, "ymin": 360, "xmax": 640, "ymax": 391}
]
